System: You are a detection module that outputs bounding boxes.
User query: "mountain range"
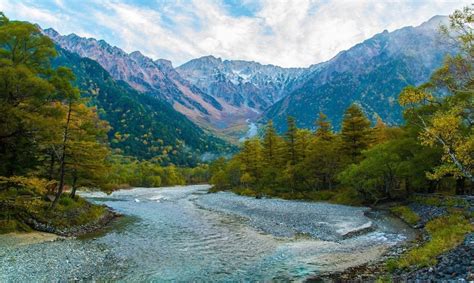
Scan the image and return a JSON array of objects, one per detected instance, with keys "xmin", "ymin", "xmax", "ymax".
[
  {"xmin": 262, "ymin": 15, "xmax": 453, "ymax": 131},
  {"xmin": 51, "ymin": 46, "xmax": 234, "ymax": 166},
  {"xmin": 43, "ymin": 15, "xmax": 453, "ymax": 152}
]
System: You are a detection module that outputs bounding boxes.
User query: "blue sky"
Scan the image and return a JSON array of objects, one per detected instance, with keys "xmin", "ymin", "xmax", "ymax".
[{"xmin": 0, "ymin": 0, "xmax": 469, "ymax": 67}]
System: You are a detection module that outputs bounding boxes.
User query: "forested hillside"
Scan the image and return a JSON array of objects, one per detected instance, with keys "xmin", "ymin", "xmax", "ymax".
[
  {"xmin": 210, "ymin": 13, "xmax": 473, "ymax": 204},
  {"xmin": 52, "ymin": 47, "xmax": 233, "ymax": 166},
  {"xmin": 0, "ymin": 13, "xmax": 223, "ymax": 235},
  {"xmin": 262, "ymin": 16, "xmax": 454, "ymax": 132}
]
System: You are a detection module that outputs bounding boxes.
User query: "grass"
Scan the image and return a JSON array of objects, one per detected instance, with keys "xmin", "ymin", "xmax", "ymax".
[
  {"xmin": 390, "ymin": 206, "xmax": 420, "ymax": 226},
  {"xmin": 387, "ymin": 212, "xmax": 473, "ymax": 271}
]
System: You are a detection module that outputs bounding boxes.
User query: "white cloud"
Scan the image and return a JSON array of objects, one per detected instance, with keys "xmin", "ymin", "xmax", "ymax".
[{"xmin": 0, "ymin": 0, "xmax": 470, "ymax": 67}]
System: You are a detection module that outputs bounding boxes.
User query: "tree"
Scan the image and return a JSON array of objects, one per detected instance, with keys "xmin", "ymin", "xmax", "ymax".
[
  {"xmin": 0, "ymin": 14, "xmax": 57, "ymax": 176},
  {"xmin": 315, "ymin": 112, "xmax": 333, "ymax": 141},
  {"xmin": 238, "ymin": 139, "xmax": 263, "ymax": 188},
  {"xmin": 339, "ymin": 133, "xmax": 441, "ymax": 203},
  {"xmin": 262, "ymin": 120, "xmax": 283, "ymax": 167},
  {"xmin": 285, "ymin": 116, "xmax": 299, "ymax": 165},
  {"xmin": 65, "ymin": 103, "xmax": 110, "ymax": 198},
  {"xmin": 261, "ymin": 120, "xmax": 284, "ymax": 188},
  {"xmin": 0, "ymin": 13, "xmax": 115, "ymax": 207},
  {"xmin": 340, "ymin": 104, "xmax": 372, "ymax": 163},
  {"xmin": 399, "ymin": 6, "xmax": 474, "ymax": 183},
  {"xmin": 303, "ymin": 117, "xmax": 343, "ymax": 190}
]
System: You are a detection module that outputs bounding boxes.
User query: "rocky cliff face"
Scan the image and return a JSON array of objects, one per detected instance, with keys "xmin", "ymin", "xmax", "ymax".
[{"xmin": 177, "ymin": 56, "xmax": 305, "ymax": 112}]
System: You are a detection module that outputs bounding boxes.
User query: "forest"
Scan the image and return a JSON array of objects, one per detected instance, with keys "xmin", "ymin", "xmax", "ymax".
[
  {"xmin": 208, "ymin": 10, "xmax": 473, "ymax": 205},
  {"xmin": 0, "ymin": 13, "xmax": 209, "ymax": 233},
  {"xmin": 0, "ymin": 3, "xmax": 473, "ymax": 281}
]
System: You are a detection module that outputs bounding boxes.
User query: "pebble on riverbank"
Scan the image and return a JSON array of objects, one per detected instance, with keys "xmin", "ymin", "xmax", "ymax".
[{"xmin": 307, "ymin": 195, "xmax": 474, "ymax": 282}]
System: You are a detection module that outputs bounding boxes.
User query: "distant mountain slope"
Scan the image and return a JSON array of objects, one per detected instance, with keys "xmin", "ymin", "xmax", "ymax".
[
  {"xmin": 53, "ymin": 46, "xmax": 233, "ymax": 165},
  {"xmin": 44, "ymin": 28, "xmax": 228, "ymax": 129},
  {"xmin": 177, "ymin": 56, "xmax": 305, "ymax": 112},
  {"xmin": 262, "ymin": 16, "xmax": 454, "ymax": 132}
]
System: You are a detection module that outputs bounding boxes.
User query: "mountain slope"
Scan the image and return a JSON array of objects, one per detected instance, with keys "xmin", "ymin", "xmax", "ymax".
[
  {"xmin": 44, "ymin": 28, "xmax": 227, "ymax": 129},
  {"xmin": 262, "ymin": 16, "xmax": 453, "ymax": 132},
  {"xmin": 177, "ymin": 56, "xmax": 305, "ymax": 112},
  {"xmin": 53, "ymin": 46, "xmax": 233, "ymax": 165}
]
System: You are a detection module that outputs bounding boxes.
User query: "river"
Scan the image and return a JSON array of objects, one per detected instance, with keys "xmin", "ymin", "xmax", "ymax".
[{"xmin": 0, "ymin": 185, "xmax": 415, "ymax": 281}]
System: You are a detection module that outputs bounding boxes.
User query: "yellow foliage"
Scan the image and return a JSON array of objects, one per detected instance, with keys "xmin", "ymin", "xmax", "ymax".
[{"xmin": 0, "ymin": 176, "xmax": 49, "ymax": 195}]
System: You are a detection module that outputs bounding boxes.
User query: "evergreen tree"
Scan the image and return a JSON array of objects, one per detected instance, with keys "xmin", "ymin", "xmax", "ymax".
[
  {"xmin": 261, "ymin": 121, "xmax": 284, "ymax": 188},
  {"xmin": 262, "ymin": 120, "xmax": 283, "ymax": 167},
  {"xmin": 238, "ymin": 139, "xmax": 263, "ymax": 187},
  {"xmin": 285, "ymin": 116, "xmax": 298, "ymax": 166},
  {"xmin": 315, "ymin": 112, "xmax": 333, "ymax": 141},
  {"xmin": 340, "ymin": 104, "xmax": 372, "ymax": 163}
]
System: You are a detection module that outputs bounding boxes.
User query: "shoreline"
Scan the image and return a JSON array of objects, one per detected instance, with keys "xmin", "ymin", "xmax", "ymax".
[
  {"xmin": 0, "ymin": 206, "xmax": 121, "ymax": 246},
  {"xmin": 4, "ymin": 187, "xmax": 472, "ymax": 281},
  {"xmin": 307, "ymin": 196, "xmax": 474, "ymax": 281},
  {"xmin": 26, "ymin": 207, "xmax": 121, "ymax": 238}
]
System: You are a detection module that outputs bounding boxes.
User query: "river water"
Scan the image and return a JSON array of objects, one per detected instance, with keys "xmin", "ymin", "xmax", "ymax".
[{"xmin": 0, "ymin": 185, "xmax": 414, "ymax": 281}]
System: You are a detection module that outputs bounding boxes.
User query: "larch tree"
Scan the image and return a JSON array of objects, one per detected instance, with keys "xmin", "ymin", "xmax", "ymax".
[
  {"xmin": 315, "ymin": 112, "xmax": 334, "ymax": 141},
  {"xmin": 340, "ymin": 104, "xmax": 372, "ymax": 163}
]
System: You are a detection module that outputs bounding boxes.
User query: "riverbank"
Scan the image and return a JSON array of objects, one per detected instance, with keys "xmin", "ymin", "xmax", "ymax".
[
  {"xmin": 0, "ymin": 194, "xmax": 120, "ymax": 237},
  {"xmin": 308, "ymin": 194, "xmax": 474, "ymax": 281}
]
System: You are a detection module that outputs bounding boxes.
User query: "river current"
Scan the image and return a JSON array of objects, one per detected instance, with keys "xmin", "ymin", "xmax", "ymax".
[{"xmin": 0, "ymin": 185, "xmax": 414, "ymax": 281}]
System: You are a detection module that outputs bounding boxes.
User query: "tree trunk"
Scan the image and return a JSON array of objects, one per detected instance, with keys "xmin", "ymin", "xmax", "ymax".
[
  {"xmin": 428, "ymin": 180, "xmax": 437, "ymax": 194},
  {"xmin": 405, "ymin": 178, "xmax": 411, "ymax": 198},
  {"xmin": 51, "ymin": 101, "xmax": 72, "ymax": 208},
  {"xmin": 48, "ymin": 151, "xmax": 55, "ymax": 181},
  {"xmin": 455, "ymin": 178, "xmax": 465, "ymax": 195},
  {"xmin": 70, "ymin": 172, "xmax": 78, "ymax": 199}
]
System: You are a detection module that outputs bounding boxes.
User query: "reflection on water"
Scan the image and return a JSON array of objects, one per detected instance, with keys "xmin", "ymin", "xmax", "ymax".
[{"xmin": 0, "ymin": 185, "xmax": 414, "ymax": 281}]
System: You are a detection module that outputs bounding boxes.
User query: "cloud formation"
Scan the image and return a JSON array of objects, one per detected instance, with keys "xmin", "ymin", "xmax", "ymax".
[{"xmin": 0, "ymin": 0, "xmax": 469, "ymax": 67}]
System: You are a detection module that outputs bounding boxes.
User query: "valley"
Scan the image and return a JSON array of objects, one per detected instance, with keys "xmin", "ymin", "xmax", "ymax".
[
  {"xmin": 0, "ymin": 2, "xmax": 473, "ymax": 282},
  {"xmin": 43, "ymin": 15, "xmax": 452, "ymax": 140}
]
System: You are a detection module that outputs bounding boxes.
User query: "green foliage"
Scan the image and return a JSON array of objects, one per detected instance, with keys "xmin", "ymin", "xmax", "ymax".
[
  {"xmin": 389, "ymin": 212, "xmax": 473, "ymax": 270},
  {"xmin": 104, "ymin": 155, "xmax": 212, "ymax": 190},
  {"xmin": 339, "ymin": 134, "xmax": 441, "ymax": 203},
  {"xmin": 399, "ymin": 6, "xmax": 474, "ymax": 183},
  {"xmin": 53, "ymin": 47, "xmax": 234, "ymax": 166},
  {"xmin": 390, "ymin": 206, "xmax": 420, "ymax": 226},
  {"xmin": 341, "ymin": 104, "xmax": 373, "ymax": 163}
]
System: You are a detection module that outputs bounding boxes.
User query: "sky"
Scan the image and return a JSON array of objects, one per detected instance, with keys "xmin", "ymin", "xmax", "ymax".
[{"xmin": 0, "ymin": 0, "xmax": 470, "ymax": 67}]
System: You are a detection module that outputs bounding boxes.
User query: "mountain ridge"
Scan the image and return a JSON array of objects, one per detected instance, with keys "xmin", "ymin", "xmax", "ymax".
[
  {"xmin": 261, "ymin": 15, "xmax": 453, "ymax": 132},
  {"xmin": 52, "ymin": 45, "xmax": 234, "ymax": 165},
  {"xmin": 43, "ymin": 14, "xmax": 452, "ymax": 138}
]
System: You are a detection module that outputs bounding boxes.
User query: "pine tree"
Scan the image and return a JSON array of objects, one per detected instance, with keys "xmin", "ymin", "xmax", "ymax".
[
  {"xmin": 262, "ymin": 120, "xmax": 283, "ymax": 167},
  {"xmin": 315, "ymin": 112, "xmax": 333, "ymax": 141},
  {"xmin": 238, "ymin": 138, "xmax": 263, "ymax": 186},
  {"xmin": 285, "ymin": 116, "xmax": 298, "ymax": 166},
  {"xmin": 341, "ymin": 104, "xmax": 372, "ymax": 163}
]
